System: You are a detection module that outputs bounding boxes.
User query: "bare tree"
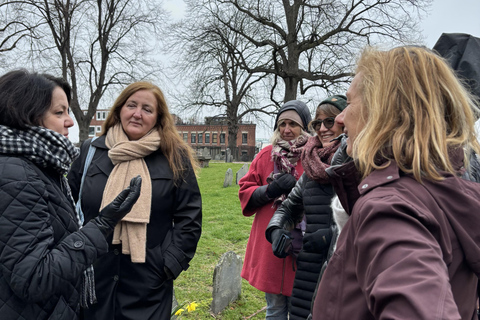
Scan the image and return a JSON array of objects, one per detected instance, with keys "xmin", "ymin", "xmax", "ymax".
[
  {"xmin": 170, "ymin": 3, "xmax": 273, "ymax": 160},
  {"xmin": 194, "ymin": 0, "xmax": 431, "ymax": 105},
  {"xmin": 0, "ymin": 2, "xmax": 43, "ymax": 53},
  {"xmin": 0, "ymin": 0, "xmax": 166, "ymax": 143}
]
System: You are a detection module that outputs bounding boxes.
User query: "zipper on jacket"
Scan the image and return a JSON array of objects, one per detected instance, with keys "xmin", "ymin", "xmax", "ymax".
[{"xmin": 280, "ymin": 258, "xmax": 286, "ymax": 294}]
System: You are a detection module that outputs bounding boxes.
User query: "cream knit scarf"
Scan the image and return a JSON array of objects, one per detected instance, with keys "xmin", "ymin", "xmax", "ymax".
[{"xmin": 101, "ymin": 124, "xmax": 161, "ymax": 263}]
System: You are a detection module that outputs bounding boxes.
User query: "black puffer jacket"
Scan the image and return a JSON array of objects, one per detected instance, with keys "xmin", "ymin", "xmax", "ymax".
[
  {"xmin": 266, "ymin": 172, "xmax": 335, "ymax": 320},
  {"xmin": 0, "ymin": 155, "xmax": 108, "ymax": 320}
]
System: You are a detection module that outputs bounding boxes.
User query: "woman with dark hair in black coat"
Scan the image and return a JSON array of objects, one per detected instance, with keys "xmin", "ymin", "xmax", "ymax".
[{"xmin": 0, "ymin": 69, "xmax": 141, "ymax": 320}]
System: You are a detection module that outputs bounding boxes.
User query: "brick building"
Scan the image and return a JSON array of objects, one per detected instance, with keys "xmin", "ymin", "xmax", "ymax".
[
  {"xmin": 88, "ymin": 108, "xmax": 110, "ymax": 137},
  {"xmin": 87, "ymin": 111, "xmax": 257, "ymax": 161},
  {"xmin": 176, "ymin": 116, "xmax": 256, "ymax": 161}
]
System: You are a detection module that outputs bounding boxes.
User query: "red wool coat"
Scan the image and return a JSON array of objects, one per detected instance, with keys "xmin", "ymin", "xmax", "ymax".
[{"xmin": 239, "ymin": 145, "xmax": 304, "ymax": 296}]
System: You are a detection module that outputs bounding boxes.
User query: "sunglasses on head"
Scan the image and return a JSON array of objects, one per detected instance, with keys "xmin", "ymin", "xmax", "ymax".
[{"xmin": 311, "ymin": 117, "xmax": 336, "ymax": 131}]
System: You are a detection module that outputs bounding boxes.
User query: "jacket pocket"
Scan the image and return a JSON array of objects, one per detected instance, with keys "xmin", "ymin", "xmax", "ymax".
[{"xmin": 145, "ymin": 242, "xmax": 168, "ymax": 289}]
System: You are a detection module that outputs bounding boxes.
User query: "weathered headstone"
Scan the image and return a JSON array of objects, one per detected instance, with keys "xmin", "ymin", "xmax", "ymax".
[
  {"xmin": 211, "ymin": 251, "xmax": 243, "ymax": 314},
  {"xmin": 197, "ymin": 147, "xmax": 211, "ymax": 168},
  {"xmin": 202, "ymin": 147, "xmax": 210, "ymax": 158},
  {"xmin": 223, "ymin": 168, "xmax": 233, "ymax": 188},
  {"xmin": 236, "ymin": 163, "xmax": 249, "ymax": 184},
  {"xmin": 225, "ymin": 148, "xmax": 232, "ymax": 163}
]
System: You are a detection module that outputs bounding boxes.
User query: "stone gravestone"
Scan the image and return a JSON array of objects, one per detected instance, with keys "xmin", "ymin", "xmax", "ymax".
[
  {"xmin": 223, "ymin": 168, "xmax": 233, "ymax": 188},
  {"xmin": 225, "ymin": 148, "xmax": 232, "ymax": 163},
  {"xmin": 236, "ymin": 163, "xmax": 249, "ymax": 185},
  {"xmin": 211, "ymin": 251, "xmax": 243, "ymax": 314}
]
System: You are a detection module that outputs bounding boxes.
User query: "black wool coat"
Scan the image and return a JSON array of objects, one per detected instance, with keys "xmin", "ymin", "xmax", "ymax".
[
  {"xmin": 0, "ymin": 155, "xmax": 108, "ymax": 320},
  {"xmin": 266, "ymin": 172, "xmax": 334, "ymax": 320},
  {"xmin": 67, "ymin": 136, "xmax": 202, "ymax": 320}
]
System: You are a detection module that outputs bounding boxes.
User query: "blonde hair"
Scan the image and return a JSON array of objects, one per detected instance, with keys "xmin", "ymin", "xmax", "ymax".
[
  {"xmin": 102, "ymin": 82, "xmax": 198, "ymax": 181},
  {"xmin": 353, "ymin": 46, "xmax": 480, "ymax": 182}
]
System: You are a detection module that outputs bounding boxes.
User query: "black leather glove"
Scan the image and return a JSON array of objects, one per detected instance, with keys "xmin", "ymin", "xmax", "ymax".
[
  {"xmin": 271, "ymin": 228, "xmax": 292, "ymax": 259},
  {"xmin": 266, "ymin": 173, "xmax": 296, "ymax": 198},
  {"xmin": 92, "ymin": 175, "xmax": 142, "ymax": 237},
  {"xmin": 302, "ymin": 228, "xmax": 332, "ymax": 253}
]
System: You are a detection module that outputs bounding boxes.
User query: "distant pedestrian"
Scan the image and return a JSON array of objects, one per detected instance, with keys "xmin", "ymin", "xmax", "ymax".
[{"xmin": 239, "ymin": 100, "xmax": 311, "ymax": 319}]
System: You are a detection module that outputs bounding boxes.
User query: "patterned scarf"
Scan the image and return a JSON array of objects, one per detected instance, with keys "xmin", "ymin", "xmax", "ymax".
[
  {"xmin": 0, "ymin": 125, "xmax": 79, "ymax": 173},
  {"xmin": 0, "ymin": 125, "xmax": 96, "ymax": 307},
  {"xmin": 301, "ymin": 135, "xmax": 340, "ymax": 183},
  {"xmin": 268, "ymin": 132, "xmax": 310, "ymax": 207}
]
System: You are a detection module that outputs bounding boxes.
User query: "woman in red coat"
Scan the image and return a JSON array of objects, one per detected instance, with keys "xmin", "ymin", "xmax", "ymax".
[{"xmin": 239, "ymin": 100, "xmax": 311, "ymax": 319}]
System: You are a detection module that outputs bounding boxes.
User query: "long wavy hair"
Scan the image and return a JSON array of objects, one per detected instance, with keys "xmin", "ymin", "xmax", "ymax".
[
  {"xmin": 102, "ymin": 82, "xmax": 198, "ymax": 181},
  {"xmin": 352, "ymin": 46, "xmax": 480, "ymax": 182}
]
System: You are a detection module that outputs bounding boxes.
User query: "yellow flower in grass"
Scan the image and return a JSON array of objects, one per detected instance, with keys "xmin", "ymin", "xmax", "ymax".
[
  {"xmin": 187, "ymin": 301, "xmax": 198, "ymax": 312},
  {"xmin": 174, "ymin": 308, "xmax": 184, "ymax": 316}
]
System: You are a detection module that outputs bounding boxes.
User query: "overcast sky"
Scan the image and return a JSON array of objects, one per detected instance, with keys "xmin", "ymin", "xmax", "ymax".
[
  {"xmin": 162, "ymin": 0, "xmax": 480, "ymax": 140},
  {"xmin": 70, "ymin": 0, "xmax": 480, "ymax": 142},
  {"xmin": 421, "ymin": 0, "xmax": 480, "ymax": 47}
]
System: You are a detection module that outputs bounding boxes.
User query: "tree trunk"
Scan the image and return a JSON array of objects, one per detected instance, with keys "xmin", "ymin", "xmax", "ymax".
[
  {"xmin": 228, "ymin": 122, "xmax": 239, "ymax": 161},
  {"xmin": 78, "ymin": 118, "xmax": 90, "ymax": 145},
  {"xmin": 283, "ymin": 76, "xmax": 298, "ymax": 102}
]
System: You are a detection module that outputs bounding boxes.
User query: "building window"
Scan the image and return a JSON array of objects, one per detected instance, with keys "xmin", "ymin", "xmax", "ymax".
[
  {"xmin": 212, "ymin": 133, "xmax": 218, "ymax": 144},
  {"xmin": 183, "ymin": 133, "xmax": 188, "ymax": 143},
  {"xmin": 205, "ymin": 133, "xmax": 210, "ymax": 144},
  {"xmin": 220, "ymin": 133, "xmax": 225, "ymax": 144},
  {"xmin": 96, "ymin": 111, "xmax": 107, "ymax": 120},
  {"xmin": 242, "ymin": 133, "xmax": 248, "ymax": 144},
  {"xmin": 88, "ymin": 126, "xmax": 95, "ymax": 136},
  {"xmin": 191, "ymin": 133, "xmax": 196, "ymax": 144},
  {"xmin": 198, "ymin": 133, "xmax": 203, "ymax": 144},
  {"xmin": 96, "ymin": 126, "xmax": 102, "ymax": 132}
]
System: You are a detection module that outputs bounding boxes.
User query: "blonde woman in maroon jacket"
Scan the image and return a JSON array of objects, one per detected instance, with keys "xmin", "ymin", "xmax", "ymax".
[{"xmin": 312, "ymin": 46, "xmax": 480, "ymax": 320}]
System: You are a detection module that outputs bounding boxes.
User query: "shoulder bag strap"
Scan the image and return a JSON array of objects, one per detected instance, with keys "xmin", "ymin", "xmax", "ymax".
[{"xmin": 76, "ymin": 136, "xmax": 98, "ymax": 224}]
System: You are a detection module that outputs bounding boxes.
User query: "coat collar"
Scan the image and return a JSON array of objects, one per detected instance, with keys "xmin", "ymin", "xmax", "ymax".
[{"xmin": 358, "ymin": 161, "xmax": 400, "ymax": 195}]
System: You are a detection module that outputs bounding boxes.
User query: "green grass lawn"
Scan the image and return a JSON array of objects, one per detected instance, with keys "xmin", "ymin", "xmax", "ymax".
[{"xmin": 173, "ymin": 162, "xmax": 267, "ymax": 319}]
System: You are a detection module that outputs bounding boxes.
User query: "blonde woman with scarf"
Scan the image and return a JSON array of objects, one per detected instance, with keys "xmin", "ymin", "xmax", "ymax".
[
  {"xmin": 239, "ymin": 100, "xmax": 312, "ymax": 319},
  {"xmin": 68, "ymin": 82, "xmax": 202, "ymax": 320}
]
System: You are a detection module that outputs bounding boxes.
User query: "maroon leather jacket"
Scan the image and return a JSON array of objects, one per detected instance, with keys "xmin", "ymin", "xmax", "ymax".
[{"xmin": 312, "ymin": 151, "xmax": 480, "ymax": 320}]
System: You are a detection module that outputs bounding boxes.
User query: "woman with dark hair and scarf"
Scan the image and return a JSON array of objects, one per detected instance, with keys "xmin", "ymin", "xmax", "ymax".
[
  {"xmin": 0, "ymin": 69, "xmax": 141, "ymax": 320},
  {"xmin": 266, "ymin": 95, "xmax": 347, "ymax": 320},
  {"xmin": 239, "ymin": 100, "xmax": 311, "ymax": 319}
]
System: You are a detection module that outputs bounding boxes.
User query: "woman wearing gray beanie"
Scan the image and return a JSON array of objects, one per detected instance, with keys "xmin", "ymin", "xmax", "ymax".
[{"xmin": 239, "ymin": 100, "xmax": 311, "ymax": 319}]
